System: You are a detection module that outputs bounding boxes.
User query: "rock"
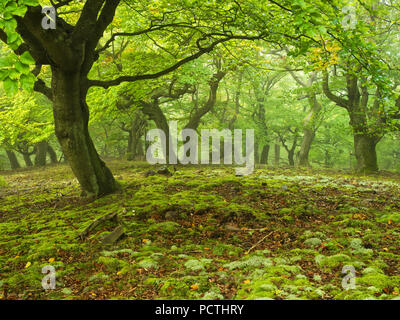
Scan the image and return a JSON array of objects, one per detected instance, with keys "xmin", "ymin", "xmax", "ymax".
[
  {"xmin": 313, "ymin": 274, "xmax": 322, "ymax": 282},
  {"xmin": 184, "ymin": 259, "xmax": 207, "ymax": 271},
  {"xmin": 165, "ymin": 211, "xmax": 180, "ymax": 221},
  {"xmin": 144, "ymin": 170, "xmax": 157, "ymax": 177},
  {"xmin": 157, "ymin": 166, "xmax": 172, "ymax": 176},
  {"xmin": 61, "ymin": 288, "xmax": 72, "ymax": 295},
  {"xmin": 304, "ymin": 238, "xmax": 322, "ymax": 248},
  {"xmin": 350, "ymin": 238, "xmax": 363, "ymax": 250},
  {"xmin": 101, "ymin": 225, "xmax": 124, "ymax": 245},
  {"xmin": 137, "ymin": 259, "xmax": 158, "ymax": 269}
]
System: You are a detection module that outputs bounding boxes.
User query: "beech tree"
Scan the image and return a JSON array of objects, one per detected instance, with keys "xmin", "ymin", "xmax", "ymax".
[{"xmin": 0, "ymin": 0, "xmax": 365, "ymax": 195}]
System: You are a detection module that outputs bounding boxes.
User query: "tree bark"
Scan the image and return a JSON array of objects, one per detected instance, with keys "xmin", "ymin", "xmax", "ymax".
[
  {"xmin": 22, "ymin": 153, "xmax": 33, "ymax": 167},
  {"xmin": 260, "ymin": 145, "xmax": 270, "ymax": 165},
  {"xmin": 353, "ymin": 134, "xmax": 378, "ymax": 173},
  {"xmin": 299, "ymin": 96, "xmax": 321, "ymax": 167},
  {"xmin": 274, "ymin": 143, "xmax": 280, "ymax": 166},
  {"xmin": 254, "ymin": 142, "xmax": 260, "ymax": 165},
  {"xmin": 124, "ymin": 113, "xmax": 146, "ymax": 161},
  {"xmin": 47, "ymin": 145, "xmax": 58, "ymax": 164},
  {"xmin": 298, "ymin": 128, "xmax": 315, "ymax": 167},
  {"xmin": 348, "ymin": 107, "xmax": 379, "ymax": 173},
  {"xmin": 34, "ymin": 141, "xmax": 48, "ymax": 167},
  {"xmin": 6, "ymin": 150, "xmax": 21, "ymax": 170},
  {"xmin": 141, "ymin": 100, "xmax": 172, "ymax": 161},
  {"xmin": 52, "ymin": 69, "xmax": 117, "ymax": 196},
  {"xmin": 322, "ymin": 70, "xmax": 380, "ymax": 173}
]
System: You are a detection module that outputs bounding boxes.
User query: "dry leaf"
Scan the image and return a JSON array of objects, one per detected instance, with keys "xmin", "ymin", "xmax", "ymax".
[{"xmin": 190, "ymin": 284, "xmax": 199, "ymax": 291}]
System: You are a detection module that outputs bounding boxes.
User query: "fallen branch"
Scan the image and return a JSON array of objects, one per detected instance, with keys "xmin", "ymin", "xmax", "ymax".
[
  {"xmin": 78, "ymin": 212, "xmax": 118, "ymax": 240},
  {"xmin": 246, "ymin": 231, "xmax": 274, "ymax": 254},
  {"xmin": 102, "ymin": 225, "xmax": 125, "ymax": 245}
]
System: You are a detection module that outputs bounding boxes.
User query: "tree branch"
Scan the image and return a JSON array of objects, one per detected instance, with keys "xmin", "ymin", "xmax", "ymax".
[
  {"xmin": 322, "ymin": 71, "xmax": 349, "ymax": 109},
  {"xmin": 88, "ymin": 34, "xmax": 265, "ymax": 89}
]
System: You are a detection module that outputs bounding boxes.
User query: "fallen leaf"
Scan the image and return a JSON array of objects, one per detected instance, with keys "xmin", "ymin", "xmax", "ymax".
[{"xmin": 190, "ymin": 284, "xmax": 199, "ymax": 291}]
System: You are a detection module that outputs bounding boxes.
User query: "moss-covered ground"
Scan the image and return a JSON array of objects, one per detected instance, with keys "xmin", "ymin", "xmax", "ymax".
[{"xmin": 0, "ymin": 161, "xmax": 399, "ymax": 300}]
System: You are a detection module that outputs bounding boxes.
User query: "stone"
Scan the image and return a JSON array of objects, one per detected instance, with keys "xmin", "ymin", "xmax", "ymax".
[{"xmin": 304, "ymin": 238, "xmax": 322, "ymax": 248}]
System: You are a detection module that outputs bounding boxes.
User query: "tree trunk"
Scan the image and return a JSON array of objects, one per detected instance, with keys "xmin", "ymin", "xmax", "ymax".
[
  {"xmin": 324, "ymin": 149, "xmax": 332, "ymax": 168},
  {"xmin": 141, "ymin": 100, "xmax": 173, "ymax": 162},
  {"xmin": 288, "ymin": 150, "xmax": 295, "ymax": 167},
  {"xmin": 35, "ymin": 141, "xmax": 48, "ymax": 167},
  {"xmin": 6, "ymin": 150, "xmax": 21, "ymax": 170},
  {"xmin": 260, "ymin": 145, "xmax": 270, "ymax": 165},
  {"xmin": 299, "ymin": 96, "xmax": 321, "ymax": 167},
  {"xmin": 136, "ymin": 139, "xmax": 145, "ymax": 160},
  {"xmin": 298, "ymin": 128, "xmax": 315, "ymax": 167},
  {"xmin": 353, "ymin": 134, "xmax": 378, "ymax": 173},
  {"xmin": 274, "ymin": 143, "xmax": 280, "ymax": 166},
  {"xmin": 52, "ymin": 69, "xmax": 117, "ymax": 196},
  {"xmin": 47, "ymin": 145, "xmax": 58, "ymax": 164},
  {"xmin": 22, "ymin": 153, "xmax": 33, "ymax": 167},
  {"xmin": 127, "ymin": 131, "xmax": 134, "ymax": 161},
  {"xmin": 349, "ymin": 109, "xmax": 379, "ymax": 173},
  {"xmin": 254, "ymin": 142, "xmax": 260, "ymax": 165}
]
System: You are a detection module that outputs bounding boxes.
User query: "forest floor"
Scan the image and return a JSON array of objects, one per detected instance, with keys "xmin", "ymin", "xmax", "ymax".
[{"xmin": 0, "ymin": 160, "xmax": 400, "ymax": 300}]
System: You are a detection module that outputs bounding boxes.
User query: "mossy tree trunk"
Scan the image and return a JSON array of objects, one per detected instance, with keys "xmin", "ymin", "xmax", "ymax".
[
  {"xmin": 260, "ymin": 145, "xmax": 270, "ymax": 165},
  {"xmin": 6, "ymin": 150, "xmax": 21, "ymax": 170},
  {"xmin": 298, "ymin": 95, "xmax": 321, "ymax": 167},
  {"xmin": 288, "ymin": 71, "xmax": 322, "ymax": 168},
  {"xmin": 34, "ymin": 141, "xmax": 48, "ymax": 167},
  {"xmin": 52, "ymin": 69, "xmax": 117, "ymax": 196},
  {"xmin": 47, "ymin": 145, "xmax": 58, "ymax": 164},
  {"xmin": 22, "ymin": 153, "xmax": 33, "ymax": 167},
  {"xmin": 323, "ymin": 70, "xmax": 381, "ymax": 173},
  {"xmin": 13, "ymin": 4, "xmax": 120, "ymax": 196},
  {"xmin": 274, "ymin": 143, "xmax": 280, "ymax": 166}
]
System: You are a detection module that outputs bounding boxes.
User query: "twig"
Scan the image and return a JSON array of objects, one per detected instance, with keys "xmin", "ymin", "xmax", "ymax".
[{"xmin": 246, "ymin": 231, "xmax": 274, "ymax": 254}]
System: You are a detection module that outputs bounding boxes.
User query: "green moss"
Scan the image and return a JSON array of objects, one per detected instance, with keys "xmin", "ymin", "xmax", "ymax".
[
  {"xmin": 159, "ymin": 276, "xmax": 210, "ymax": 299},
  {"xmin": 137, "ymin": 258, "xmax": 159, "ymax": 270},
  {"xmin": 315, "ymin": 254, "xmax": 352, "ymax": 268},
  {"xmin": 97, "ymin": 256, "xmax": 128, "ymax": 272},
  {"xmin": 184, "ymin": 259, "xmax": 212, "ymax": 271},
  {"xmin": 223, "ymin": 255, "xmax": 273, "ymax": 270},
  {"xmin": 147, "ymin": 222, "xmax": 181, "ymax": 234},
  {"xmin": 0, "ymin": 176, "xmax": 8, "ymax": 187},
  {"xmin": 358, "ymin": 273, "xmax": 400, "ymax": 290}
]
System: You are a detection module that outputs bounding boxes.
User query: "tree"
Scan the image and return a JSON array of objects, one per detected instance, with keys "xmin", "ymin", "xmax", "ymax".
[{"xmin": 0, "ymin": 0, "xmax": 357, "ymax": 195}]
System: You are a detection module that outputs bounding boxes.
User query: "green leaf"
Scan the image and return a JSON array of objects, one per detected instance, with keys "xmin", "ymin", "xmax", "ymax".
[
  {"xmin": 20, "ymin": 73, "xmax": 36, "ymax": 91},
  {"xmin": 22, "ymin": 0, "xmax": 39, "ymax": 6},
  {"xmin": 0, "ymin": 56, "xmax": 13, "ymax": 68},
  {"xmin": 3, "ymin": 77, "xmax": 18, "ymax": 96},
  {"xmin": 0, "ymin": 69, "xmax": 10, "ymax": 81},
  {"xmin": 4, "ymin": 18, "xmax": 17, "ymax": 33},
  {"xmin": 20, "ymin": 51, "xmax": 35, "ymax": 65},
  {"xmin": 6, "ymin": 32, "xmax": 19, "ymax": 45},
  {"xmin": 15, "ymin": 61, "xmax": 30, "ymax": 74},
  {"xmin": 12, "ymin": 6, "xmax": 28, "ymax": 17}
]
